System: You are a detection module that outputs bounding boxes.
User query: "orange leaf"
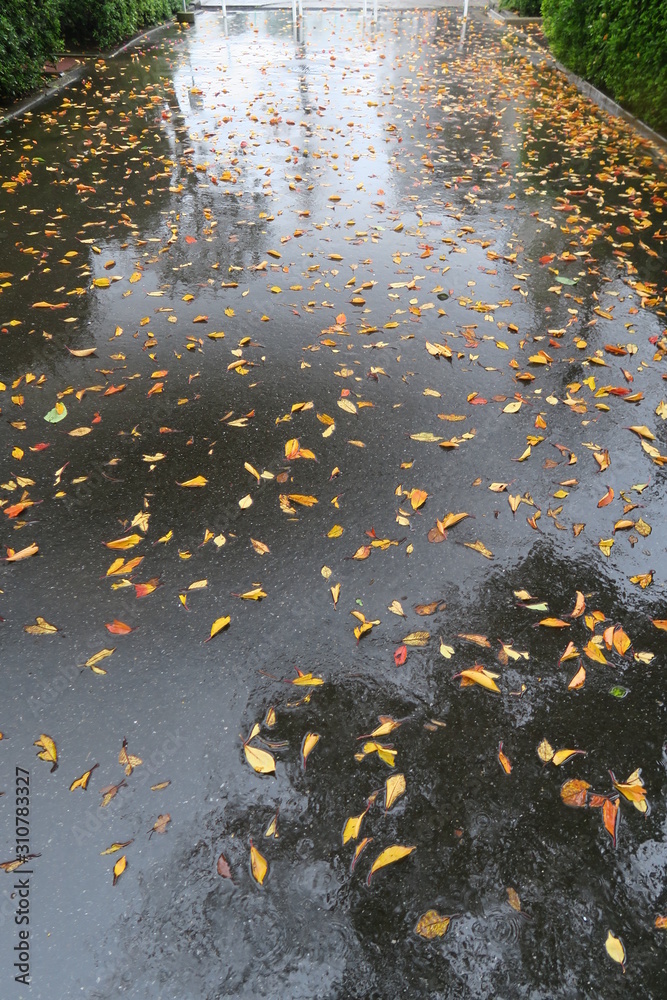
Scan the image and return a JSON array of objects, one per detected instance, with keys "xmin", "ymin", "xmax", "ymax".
[
  {"xmin": 560, "ymin": 778, "xmax": 590, "ymax": 808},
  {"xmin": 105, "ymin": 620, "xmax": 134, "ymax": 635}
]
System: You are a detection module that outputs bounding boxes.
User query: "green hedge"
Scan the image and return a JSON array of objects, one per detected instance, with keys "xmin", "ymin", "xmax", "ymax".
[
  {"xmin": 500, "ymin": 0, "xmax": 542, "ymax": 15},
  {"xmin": 542, "ymin": 0, "xmax": 667, "ymax": 134},
  {"xmin": 60, "ymin": 0, "xmax": 181, "ymax": 50},
  {"xmin": 0, "ymin": 0, "xmax": 62, "ymax": 100},
  {"xmin": 1, "ymin": 0, "xmax": 181, "ymax": 100}
]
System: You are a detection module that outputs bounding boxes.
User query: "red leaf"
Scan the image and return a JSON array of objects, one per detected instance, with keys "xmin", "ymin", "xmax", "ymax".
[{"xmin": 394, "ymin": 645, "xmax": 408, "ymax": 667}]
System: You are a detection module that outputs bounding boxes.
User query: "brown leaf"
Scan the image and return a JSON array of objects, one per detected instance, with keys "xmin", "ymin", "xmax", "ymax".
[
  {"xmin": 149, "ymin": 814, "xmax": 171, "ymax": 838},
  {"xmin": 217, "ymin": 853, "xmax": 232, "ymax": 879}
]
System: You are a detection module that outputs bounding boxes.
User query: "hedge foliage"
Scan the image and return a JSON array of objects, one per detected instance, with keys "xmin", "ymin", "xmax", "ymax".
[
  {"xmin": 542, "ymin": 0, "xmax": 667, "ymax": 134},
  {"xmin": 0, "ymin": 0, "xmax": 62, "ymax": 100},
  {"xmin": 500, "ymin": 0, "xmax": 542, "ymax": 15},
  {"xmin": 60, "ymin": 0, "xmax": 181, "ymax": 51},
  {"xmin": 0, "ymin": 0, "xmax": 181, "ymax": 101}
]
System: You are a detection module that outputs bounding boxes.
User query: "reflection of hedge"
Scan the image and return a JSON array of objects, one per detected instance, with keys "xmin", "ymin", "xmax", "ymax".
[
  {"xmin": 0, "ymin": 0, "xmax": 62, "ymax": 100},
  {"xmin": 60, "ymin": 0, "xmax": 181, "ymax": 50},
  {"xmin": 542, "ymin": 0, "xmax": 667, "ymax": 134}
]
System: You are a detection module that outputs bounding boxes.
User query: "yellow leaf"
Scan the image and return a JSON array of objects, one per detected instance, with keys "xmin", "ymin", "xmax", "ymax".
[
  {"xmin": 464, "ymin": 540, "xmax": 494, "ymax": 559},
  {"xmin": 100, "ymin": 841, "xmax": 133, "ymax": 855},
  {"xmin": 437, "ymin": 511, "xmax": 469, "ymax": 531},
  {"xmin": 243, "ymin": 743, "xmax": 276, "ymax": 775},
  {"xmin": 288, "ymin": 494, "xmax": 318, "ymax": 506},
  {"xmin": 402, "ymin": 631, "xmax": 430, "ymax": 646},
  {"xmin": 388, "ymin": 600, "xmax": 406, "ymax": 617},
  {"xmin": 337, "ymin": 398, "xmax": 357, "ymax": 414},
  {"xmin": 342, "ymin": 811, "xmax": 367, "ymax": 844},
  {"xmin": 112, "ymin": 855, "xmax": 127, "ymax": 885},
  {"xmin": 292, "ymin": 671, "xmax": 324, "ymax": 686},
  {"xmin": 552, "ymin": 748, "xmax": 586, "ymax": 766},
  {"xmin": 605, "ymin": 930, "xmax": 626, "ymax": 968},
  {"xmin": 104, "ymin": 533, "xmax": 143, "ymax": 550},
  {"xmin": 239, "ymin": 587, "xmax": 266, "ymax": 600},
  {"xmin": 330, "ymin": 582, "xmax": 340, "ymax": 608},
  {"xmin": 385, "ymin": 773, "xmax": 406, "ymax": 811},
  {"xmin": 208, "ymin": 616, "xmax": 230, "ymax": 641},
  {"xmin": 24, "ymin": 616, "xmax": 58, "ymax": 635},
  {"xmin": 301, "ymin": 732, "xmax": 320, "ymax": 768},
  {"xmin": 177, "ymin": 476, "xmax": 208, "ymax": 487},
  {"xmin": 93, "ymin": 277, "xmax": 110, "ymax": 288},
  {"xmin": 584, "ymin": 640, "xmax": 608, "ymax": 664},
  {"xmin": 628, "ymin": 425, "xmax": 655, "ymax": 441},
  {"xmin": 250, "ymin": 538, "xmax": 270, "ymax": 555},
  {"xmin": 328, "ymin": 524, "xmax": 344, "ymax": 538},
  {"xmin": 69, "ymin": 764, "xmax": 98, "ymax": 791},
  {"xmin": 414, "ymin": 910, "xmax": 451, "ymax": 940},
  {"xmin": 34, "ymin": 734, "xmax": 58, "ymax": 771},
  {"xmin": 250, "ymin": 842, "xmax": 268, "ymax": 884},
  {"xmin": 537, "ymin": 739, "xmax": 555, "ymax": 763},
  {"xmin": 456, "ymin": 668, "xmax": 500, "ymax": 693},
  {"xmin": 85, "ymin": 648, "xmax": 115, "ymax": 673},
  {"xmin": 410, "ymin": 432, "xmax": 442, "ymax": 442},
  {"xmin": 538, "ymin": 618, "xmax": 570, "ymax": 628},
  {"xmin": 503, "ymin": 400, "xmax": 522, "ymax": 413},
  {"xmin": 367, "ymin": 844, "xmax": 415, "ymax": 883},
  {"xmin": 610, "ymin": 768, "xmax": 647, "ymax": 812}
]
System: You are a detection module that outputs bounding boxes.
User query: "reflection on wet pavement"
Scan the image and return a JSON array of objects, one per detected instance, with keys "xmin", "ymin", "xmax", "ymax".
[{"xmin": 0, "ymin": 7, "xmax": 666, "ymax": 999}]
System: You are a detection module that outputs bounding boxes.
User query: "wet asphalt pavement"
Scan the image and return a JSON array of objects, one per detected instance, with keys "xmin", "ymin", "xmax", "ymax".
[{"xmin": 0, "ymin": 6, "xmax": 667, "ymax": 999}]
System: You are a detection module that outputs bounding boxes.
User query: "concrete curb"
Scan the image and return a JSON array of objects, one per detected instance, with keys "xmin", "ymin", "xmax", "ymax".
[
  {"xmin": 0, "ymin": 19, "xmax": 176, "ymax": 126},
  {"xmin": 551, "ymin": 59, "xmax": 667, "ymax": 158}
]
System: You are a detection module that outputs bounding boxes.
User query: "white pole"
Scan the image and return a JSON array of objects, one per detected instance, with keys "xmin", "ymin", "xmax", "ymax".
[
  {"xmin": 222, "ymin": 0, "xmax": 227, "ymax": 16},
  {"xmin": 463, "ymin": 0, "xmax": 469, "ymax": 19}
]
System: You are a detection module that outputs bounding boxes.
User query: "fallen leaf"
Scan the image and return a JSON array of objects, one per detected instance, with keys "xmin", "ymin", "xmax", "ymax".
[
  {"xmin": 206, "ymin": 616, "xmax": 230, "ymax": 641},
  {"xmin": 385, "ymin": 773, "xmax": 406, "ymax": 811},
  {"xmin": 112, "ymin": 855, "xmax": 127, "ymax": 886},
  {"xmin": 414, "ymin": 910, "xmax": 451, "ymax": 939},
  {"xmin": 34, "ymin": 734, "xmax": 58, "ymax": 772},
  {"xmin": 605, "ymin": 930, "xmax": 626, "ymax": 969},
  {"xmin": 367, "ymin": 844, "xmax": 415, "ymax": 884},
  {"xmin": 301, "ymin": 732, "xmax": 320, "ymax": 769},
  {"xmin": 24, "ymin": 616, "xmax": 58, "ymax": 635},
  {"xmin": 250, "ymin": 841, "xmax": 268, "ymax": 885},
  {"xmin": 69, "ymin": 764, "xmax": 99, "ymax": 791},
  {"xmin": 217, "ymin": 853, "xmax": 232, "ymax": 879}
]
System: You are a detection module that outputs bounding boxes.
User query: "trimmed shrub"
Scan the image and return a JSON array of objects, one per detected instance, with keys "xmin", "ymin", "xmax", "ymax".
[
  {"xmin": 542, "ymin": 0, "xmax": 667, "ymax": 133},
  {"xmin": 500, "ymin": 0, "xmax": 543, "ymax": 15},
  {"xmin": 59, "ymin": 0, "xmax": 180, "ymax": 50},
  {"xmin": 0, "ymin": 0, "xmax": 61, "ymax": 100}
]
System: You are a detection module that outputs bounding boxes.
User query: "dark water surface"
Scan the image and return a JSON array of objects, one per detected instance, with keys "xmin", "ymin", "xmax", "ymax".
[{"xmin": 0, "ymin": 7, "xmax": 666, "ymax": 999}]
